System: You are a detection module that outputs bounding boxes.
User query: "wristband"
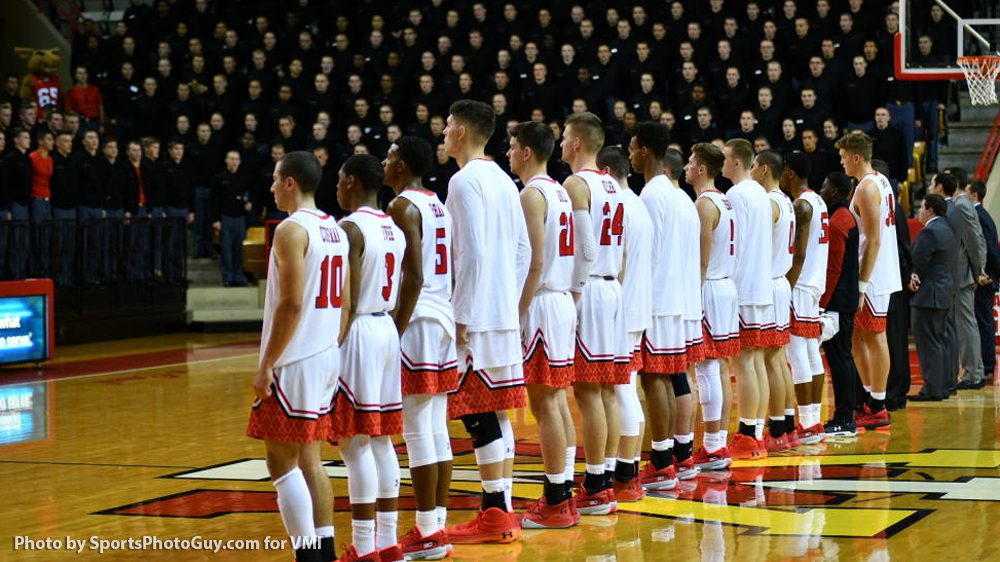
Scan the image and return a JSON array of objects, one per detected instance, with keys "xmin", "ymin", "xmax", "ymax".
[{"xmin": 858, "ymin": 280, "xmax": 868, "ymax": 294}]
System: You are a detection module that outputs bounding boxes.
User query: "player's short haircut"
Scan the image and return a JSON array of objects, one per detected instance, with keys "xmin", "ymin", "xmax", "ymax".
[
  {"xmin": 664, "ymin": 148, "xmax": 684, "ymax": 181},
  {"xmin": 632, "ymin": 121, "xmax": 670, "ymax": 161},
  {"xmin": 394, "ymin": 135, "xmax": 434, "ymax": 178},
  {"xmin": 784, "ymin": 151, "xmax": 811, "ymax": 180},
  {"xmin": 278, "ymin": 151, "xmax": 322, "ymax": 194},
  {"xmin": 834, "ymin": 131, "xmax": 873, "ymax": 162},
  {"xmin": 342, "ymin": 153, "xmax": 384, "ymax": 192},
  {"xmin": 923, "ymin": 193, "xmax": 948, "ymax": 217},
  {"xmin": 934, "ymin": 172, "xmax": 958, "ymax": 196},
  {"xmin": 596, "ymin": 146, "xmax": 629, "ymax": 180},
  {"xmin": 871, "ymin": 159, "xmax": 890, "ymax": 178},
  {"xmin": 943, "ymin": 166, "xmax": 969, "ymax": 189},
  {"xmin": 755, "ymin": 150, "xmax": 784, "ymax": 180},
  {"xmin": 691, "ymin": 142, "xmax": 724, "ymax": 178},
  {"xmin": 724, "ymin": 138, "xmax": 754, "ymax": 169},
  {"xmin": 510, "ymin": 121, "xmax": 555, "ymax": 162},
  {"xmin": 825, "ymin": 172, "xmax": 853, "ymax": 198},
  {"xmin": 564, "ymin": 111, "xmax": 605, "ymax": 152},
  {"xmin": 969, "ymin": 180, "xmax": 987, "ymax": 201},
  {"xmin": 448, "ymin": 99, "xmax": 495, "ymax": 143}
]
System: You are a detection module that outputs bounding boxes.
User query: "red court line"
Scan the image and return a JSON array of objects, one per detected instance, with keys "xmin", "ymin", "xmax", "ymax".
[{"xmin": 0, "ymin": 340, "xmax": 260, "ymax": 385}]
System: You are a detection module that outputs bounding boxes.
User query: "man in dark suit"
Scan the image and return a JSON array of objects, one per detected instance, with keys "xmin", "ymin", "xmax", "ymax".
[
  {"xmin": 967, "ymin": 180, "xmax": 1000, "ymax": 385},
  {"xmin": 908, "ymin": 194, "xmax": 957, "ymax": 401}
]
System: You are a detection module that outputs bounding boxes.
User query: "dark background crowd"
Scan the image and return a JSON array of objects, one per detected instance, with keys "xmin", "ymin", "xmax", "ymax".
[{"xmin": 0, "ymin": 0, "xmax": 994, "ymax": 287}]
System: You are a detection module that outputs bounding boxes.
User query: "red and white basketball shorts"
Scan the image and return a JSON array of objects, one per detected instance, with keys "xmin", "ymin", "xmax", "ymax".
[
  {"xmin": 522, "ymin": 290, "xmax": 576, "ymax": 388},
  {"xmin": 641, "ymin": 314, "xmax": 688, "ymax": 374},
  {"xmin": 684, "ymin": 318, "xmax": 705, "ymax": 364},
  {"xmin": 401, "ymin": 317, "xmax": 459, "ymax": 396},
  {"xmin": 771, "ymin": 276, "xmax": 792, "ymax": 346},
  {"xmin": 738, "ymin": 302, "xmax": 779, "ymax": 349},
  {"xmin": 790, "ymin": 285, "xmax": 822, "ymax": 338},
  {"xmin": 449, "ymin": 329, "xmax": 526, "ymax": 419},
  {"xmin": 247, "ymin": 345, "xmax": 339, "ymax": 444},
  {"xmin": 701, "ymin": 278, "xmax": 741, "ymax": 360},
  {"xmin": 628, "ymin": 330, "xmax": 644, "ymax": 372},
  {"xmin": 855, "ymin": 289, "xmax": 891, "ymax": 333},
  {"xmin": 575, "ymin": 277, "xmax": 631, "ymax": 384},
  {"xmin": 329, "ymin": 314, "xmax": 402, "ymax": 439}
]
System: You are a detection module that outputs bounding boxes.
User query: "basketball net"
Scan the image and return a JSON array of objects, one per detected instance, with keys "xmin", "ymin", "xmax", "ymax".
[{"xmin": 958, "ymin": 56, "xmax": 1000, "ymax": 105}]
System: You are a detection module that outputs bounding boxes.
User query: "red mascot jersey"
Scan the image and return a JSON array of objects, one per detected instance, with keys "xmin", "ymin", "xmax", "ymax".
[{"xmin": 31, "ymin": 74, "xmax": 60, "ymax": 119}]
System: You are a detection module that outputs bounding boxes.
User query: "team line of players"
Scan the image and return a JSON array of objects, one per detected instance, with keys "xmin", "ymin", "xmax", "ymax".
[{"xmin": 244, "ymin": 100, "xmax": 901, "ymax": 562}]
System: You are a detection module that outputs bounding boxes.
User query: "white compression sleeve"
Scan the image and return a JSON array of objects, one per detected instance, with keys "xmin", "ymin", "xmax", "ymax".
[{"xmin": 572, "ymin": 209, "xmax": 596, "ymax": 290}]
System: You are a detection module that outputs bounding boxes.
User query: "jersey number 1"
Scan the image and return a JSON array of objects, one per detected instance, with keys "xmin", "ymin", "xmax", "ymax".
[{"xmin": 315, "ymin": 255, "xmax": 344, "ymax": 309}]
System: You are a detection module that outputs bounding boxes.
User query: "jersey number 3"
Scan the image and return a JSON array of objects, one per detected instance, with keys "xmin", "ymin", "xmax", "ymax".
[
  {"xmin": 315, "ymin": 255, "xmax": 344, "ymax": 309},
  {"xmin": 382, "ymin": 254, "xmax": 396, "ymax": 301}
]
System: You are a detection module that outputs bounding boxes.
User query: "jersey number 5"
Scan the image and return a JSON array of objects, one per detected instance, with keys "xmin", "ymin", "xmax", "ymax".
[
  {"xmin": 600, "ymin": 202, "xmax": 624, "ymax": 246},
  {"xmin": 434, "ymin": 228, "xmax": 448, "ymax": 274},
  {"xmin": 558, "ymin": 212, "xmax": 574, "ymax": 256},
  {"xmin": 315, "ymin": 255, "xmax": 344, "ymax": 309}
]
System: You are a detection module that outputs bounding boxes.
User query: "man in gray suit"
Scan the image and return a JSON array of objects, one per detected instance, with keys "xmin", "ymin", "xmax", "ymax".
[
  {"xmin": 908, "ymin": 194, "xmax": 958, "ymax": 400},
  {"xmin": 928, "ymin": 172, "xmax": 988, "ymax": 390}
]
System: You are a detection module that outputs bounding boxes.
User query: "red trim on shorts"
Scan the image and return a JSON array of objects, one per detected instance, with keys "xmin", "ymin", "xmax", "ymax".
[
  {"xmin": 448, "ymin": 367, "xmax": 526, "ymax": 418},
  {"xmin": 686, "ymin": 340, "xmax": 706, "ymax": 364},
  {"xmin": 402, "ymin": 364, "xmax": 460, "ymax": 396},
  {"xmin": 523, "ymin": 344, "xmax": 574, "ymax": 388},
  {"xmin": 640, "ymin": 334, "xmax": 688, "ymax": 374},
  {"xmin": 770, "ymin": 326, "xmax": 791, "ymax": 347},
  {"xmin": 791, "ymin": 319, "xmax": 822, "ymax": 338},
  {"xmin": 247, "ymin": 397, "xmax": 330, "ymax": 444},
  {"xmin": 739, "ymin": 326, "xmax": 781, "ymax": 349},
  {"xmin": 328, "ymin": 392, "xmax": 402, "ymax": 439},
  {"xmin": 855, "ymin": 296, "xmax": 887, "ymax": 333},
  {"xmin": 629, "ymin": 342, "xmax": 644, "ymax": 372}
]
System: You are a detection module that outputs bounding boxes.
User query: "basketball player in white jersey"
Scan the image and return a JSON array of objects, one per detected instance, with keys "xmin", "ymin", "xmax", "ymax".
[
  {"xmin": 686, "ymin": 143, "xmax": 738, "ymax": 471},
  {"xmin": 596, "ymin": 146, "xmax": 650, "ymax": 502},
  {"xmin": 247, "ymin": 152, "xmax": 347, "ymax": 562},
  {"xmin": 836, "ymin": 132, "xmax": 900, "ymax": 430},
  {"xmin": 560, "ymin": 111, "xmax": 629, "ymax": 514},
  {"xmin": 631, "ymin": 121, "xmax": 702, "ymax": 486},
  {"xmin": 330, "ymin": 154, "xmax": 406, "ymax": 562},
  {"xmin": 749, "ymin": 150, "xmax": 796, "ymax": 453},
  {"xmin": 384, "ymin": 136, "xmax": 456, "ymax": 559},
  {"xmin": 508, "ymin": 122, "xmax": 580, "ymax": 528},
  {"xmin": 442, "ymin": 100, "xmax": 528, "ymax": 543},
  {"xmin": 780, "ymin": 152, "xmax": 835, "ymax": 440},
  {"xmin": 721, "ymin": 139, "xmax": 774, "ymax": 460}
]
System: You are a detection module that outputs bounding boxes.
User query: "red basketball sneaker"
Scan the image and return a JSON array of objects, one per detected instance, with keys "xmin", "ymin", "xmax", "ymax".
[
  {"xmin": 692, "ymin": 446, "xmax": 732, "ymax": 471},
  {"xmin": 639, "ymin": 462, "xmax": 679, "ymax": 491},
  {"xmin": 521, "ymin": 496, "xmax": 577, "ymax": 529},
  {"xmin": 797, "ymin": 423, "xmax": 825, "ymax": 445},
  {"xmin": 612, "ymin": 477, "xmax": 646, "ymax": 502},
  {"xmin": 730, "ymin": 434, "xmax": 765, "ymax": 460},
  {"xmin": 447, "ymin": 508, "xmax": 521, "ymax": 544},
  {"xmin": 376, "ymin": 544, "xmax": 403, "ymax": 562},
  {"xmin": 399, "ymin": 527, "xmax": 449, "ymax": 561},
  {"xmin": 856, "ymin": 407, "xmax": 891, "ymax": 430},
  {"xmin": 574, "ymin": 486, "xmax": 617, "ymax": 515},
  {"xmin": 673, "ymin": 456, "xmax": 701, "ymax": 480},
  {"xmin": 764, "ymin": 432, "xmax": 791, "ymax": 453},
  {"xmin": 785, "ymin": 428, "xmax": 802, "ymax": 448},
  {"xmin": 335, "ymin": 545, "xmax": 379, "ymax": 562}
]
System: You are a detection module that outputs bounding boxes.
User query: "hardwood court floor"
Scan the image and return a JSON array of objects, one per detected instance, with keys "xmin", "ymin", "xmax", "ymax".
[{"xmin": 1, "ymin": 333, "xmax": 998, "ymax": 561}]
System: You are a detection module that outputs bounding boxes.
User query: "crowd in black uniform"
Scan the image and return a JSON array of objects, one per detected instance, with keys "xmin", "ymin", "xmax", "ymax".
[{"xmin": 0, "ymin": 0, "xmax": 976, "ymax": 285}]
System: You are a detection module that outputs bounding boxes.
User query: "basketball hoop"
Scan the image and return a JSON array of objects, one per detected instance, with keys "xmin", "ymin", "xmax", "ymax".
[{"xmin": 957, "ymin": 55, "xmax": 1000, "ymax": 105}]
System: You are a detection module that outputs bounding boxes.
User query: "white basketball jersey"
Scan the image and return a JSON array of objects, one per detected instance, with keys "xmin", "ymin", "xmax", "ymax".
[
  {"xmin": 577, "ymin": 169, "xmax": 624, "ymax": 277},
  {"xmin": 795, "ymin": 189, "xmax": 830, "ymax": 293},
  {"xmin": 527, "ymin": 174, "xmax": 575, "ymax": 292},
  {"xmin": 397, "ymin": 189, "xmax": 454, "ymax": 322},
  {"xmin": 342, "ymin": 207, "xmax": 406, "ymax": 315},
  {"xmin": 769, "ymin": 188, "xmax": 796, "ymax": 278},
  {"xmin": 851, "ymin": 172, "xmax": 902, "ymax": 295},
  {"xmin": 698, "ymin": 190, "xmax": 737, "ymax": 280},
  {"xmin": 727, "ymin": 179, "xmax": 774, "ymax": 305},
  {"xmin": 640, "ymin": 175, "xmax": 702, "ymax": 318},
  {"xmin": 620, "ymin": 188, "xmax": 653, "ymax": 332},
  {"xmin": 262, "ymin": 208, "xmax": 348, "ymax": 368}
]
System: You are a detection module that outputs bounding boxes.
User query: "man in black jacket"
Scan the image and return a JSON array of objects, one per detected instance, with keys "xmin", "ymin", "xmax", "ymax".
[
  {"xmin": 101, "ymin": 139, "xmax": 130, "ymax": 281},
  {"xmin": 51, "ymin": 132, "xmax": 79, "ymax": 286},
  {"xmin": 871, "ymin": 108, "xmax": 907, "ymax": 183},
  {"xmin": 74, "ymin": 130, "xmax": 105, "ymax": 284},
  {"xmin": 967, "ymin": 180, "xmax": 1000, "ymax": 384},
  {"xmin": 6, "ymin": 128, "xmax": 32, "ymax": 278},
  {"xmin": 211, "ymin": 150, "xmax": 252, "ymax": 287},
  {"xmin": 187, "ymin": 123, "xmax": 223, "ymax": 258},
  {"xmin": 161, "ymin": 140, "xmax": 195, "ymax": 282},
  {"xmin": 908, "ymin": 194, "xmax": 957, "ymax": 401}
]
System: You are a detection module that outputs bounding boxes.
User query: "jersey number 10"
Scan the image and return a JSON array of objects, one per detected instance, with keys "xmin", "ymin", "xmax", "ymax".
[{"xmin": 315, "ymin": 255, "xmax": 344, "ymax": 309}]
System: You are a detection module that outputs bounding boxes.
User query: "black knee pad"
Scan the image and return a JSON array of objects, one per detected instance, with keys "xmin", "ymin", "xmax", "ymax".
[
  {"xmin": 461, "ymin": 411, "xmax": 502, "ymax": 448},
  {"xmin": 671, "ymin": 373, "xmax": 691, "ymax": 397}
]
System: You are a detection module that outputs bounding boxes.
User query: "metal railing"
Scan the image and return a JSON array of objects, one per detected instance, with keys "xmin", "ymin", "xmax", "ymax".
[{"xmin": 974, "ymin": 108, "xmax": 1000, "ymax": 181}]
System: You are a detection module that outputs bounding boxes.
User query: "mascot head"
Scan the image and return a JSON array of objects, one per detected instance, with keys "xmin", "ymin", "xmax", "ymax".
[{"xmin": 15, "ymin": 47, "xmax": 61, "ymax": 77}]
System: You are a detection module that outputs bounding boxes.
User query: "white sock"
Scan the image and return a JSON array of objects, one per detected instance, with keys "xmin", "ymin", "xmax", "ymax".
[
  {"xmin": 704, "ymin": 432, "xmax": 722, "ymax": 453},
  {"xmin": 863, "ymin": 385, "xmax": 872, "ymax": 394},
  {"xmin": 652, "ymin": 439, "xmax": 673, "ymax": 451},
  {"xmin": 483, "ymin": 478, "xmax": 504, "ymax": 494},
  {"xmin": 546, "ymin": 472, "xmax": 566, "ymax": 485},
  {"xmin": 565, "ymin": 447, "xmax": 576, "ymax": 482},
  {"xmin": 435, "ymin": 506, "xmax": 447, "ymax": 528},
  {"xmin": 585, "ymin": 463, "xmax": 604, "ymax": 475},
  {"xmin": 812, "ymin": 403, "xmax": 822, "ymax": 426},
  {"xmin": 415, "ymin": 510, "xmax": 438, "ymax": 537},
  {"xmin": 798, "ymin": 405, "xmax": 811, "ymax": 428},
  {"xmin": 871, "ymin": 391, "xmax": 886, "ymax": 401},
  {"xmin": 720, "ymin": 430, "xmax": 728, "ymax": 444},
  {"xmin": 376, "ymin": 511, "xmax": 398, "ymax": 550},
  {"xmin": 316, "ymin": 526, "xmax": 334, "ymax": 538},
  {"xmin": 503, "ymin": 477, "xmax": 513, "ymax": 512},
  {"xmin": 352, "ymin": 519, "xmax": 376, "ymax": 556},
  {"xmin": 604, "ymin": 457, "xmax": 617, "ymax": 473},
  {"xmin": 754, "ymin": 419, "xmax": 765, "ymax": 440},
  {"xmin": 675, "ymin": 433, "xmax": 693, "ymax": 444},
  {"xmin": 273, "ymin": 468, "xmax": 315, "ymax": 539}
]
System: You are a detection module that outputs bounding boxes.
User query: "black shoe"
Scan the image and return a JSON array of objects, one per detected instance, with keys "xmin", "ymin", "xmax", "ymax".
[
  {"xmin": 886, "ymin": 398, "xmax": 906, "ymax": 411},
  {"xmin": 824, "ymin": 419, "xmax": 858, "ymax": 437},
  {"xmin": 956, "ymin": 378, "xmax": 982, "ymax": 390},
  {"xmin": 908, "ymin": 392, "xmax": 946, "ymax": 402}
]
